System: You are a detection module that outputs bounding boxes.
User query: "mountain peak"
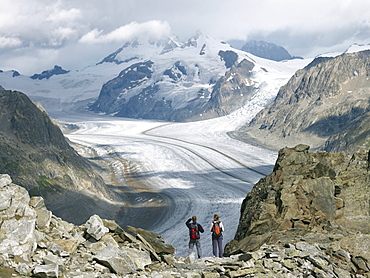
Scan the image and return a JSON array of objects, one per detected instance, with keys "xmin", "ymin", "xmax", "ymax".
[
  {"xmin": 241, "ymin": 40, "xmax": 301, "ymax": 61},
  {"xmin": 30, "ymin": 65, "xmax": 69, "ymax": 80},
  {"xmin": 344, "ymin": 43, "xmax": 370, "ymax": 54}
]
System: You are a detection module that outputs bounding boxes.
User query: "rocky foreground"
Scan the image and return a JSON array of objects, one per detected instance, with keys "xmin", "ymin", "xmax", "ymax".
[{"xmin": 1, "ymin": 169, "xmax": 370, "ymax": 278}]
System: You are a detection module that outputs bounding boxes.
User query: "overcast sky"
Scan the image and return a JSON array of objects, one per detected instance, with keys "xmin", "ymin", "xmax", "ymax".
[{"xmin": 1, "ymin": 0, "xmax": 370, "ymax": 74}]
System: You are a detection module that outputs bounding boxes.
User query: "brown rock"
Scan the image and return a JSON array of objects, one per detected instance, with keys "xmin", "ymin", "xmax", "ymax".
[
  {"xmin": 126, "ymin": 226, "xmax": 175, "ymax": 255},
  {"xmin": 225, "ymin": 147, "xmax": 370, "ymax": 256}
]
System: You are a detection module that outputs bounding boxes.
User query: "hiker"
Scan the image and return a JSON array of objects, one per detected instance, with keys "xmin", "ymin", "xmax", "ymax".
[
  {"xmin": 186, "ymin": 216, "xmax": 204, "ymax": 258},
  {"xmin": 210, "ymin": 214, "xmax": 224, "ymax": 257}
]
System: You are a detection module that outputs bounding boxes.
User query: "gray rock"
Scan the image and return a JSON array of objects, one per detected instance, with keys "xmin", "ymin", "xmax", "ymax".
[
  {"xmin": 35, "ymin": 208, "xmax": 52, "ymax": 230},
  {"xmin": 295, "ymin": 242, "xmax": 320, "ymax": 256},
  {"xmin": 0, "ymin": 217, "xmax": 37, "ymax": 261},
  {"xmin": 32, "ymin": 264, "xmax": 60, "ymax": 278},
  {"xmin": 15, "ymin": 262, "xmax": 31, "ymax": 276},
  {"xmin": 47, "ymin": 242, "xmax": 64, "ymax": 256},
  {"xmin": 43, "ymin": 253, "xmax": 63, "ymax": 265},
  {"xmin": 85, "ymin": 215, "xmax": 109, "ymax": 240},
  {"xmin": 0, "ymin": 174, "xmax": 12, "ymax": 188},
  {"xmin": 29, "ymin": 196, "xmax": 46, "ymax": 209},
  {"xmin": 93, "ymin": 246, "xmax": 151, "ymax": 275}
]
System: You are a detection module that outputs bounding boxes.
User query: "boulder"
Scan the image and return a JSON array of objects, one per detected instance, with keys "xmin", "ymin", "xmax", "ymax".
[
  {"xmin": 84, "ymin": 215, "xmax": 109, "ymax": 240},
  {"xmin": 93, "ymin": 246, "xmax": 151, "ymax": 275},
  {"xmin": 0, "ymin": 178, "xmax": 37, "ymax": 261},
  {"xmin": 126, "ymin": 225, "xmax": 175, "ymax": 255},
  {"xmin": 32, "ymin": 264, "xmax": 60, "ymax": 278}
]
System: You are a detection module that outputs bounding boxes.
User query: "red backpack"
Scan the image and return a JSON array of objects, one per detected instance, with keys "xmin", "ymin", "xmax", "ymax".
[{"xmin": 189, "ymin": 223, "xmax": 200, "ymax": 239}]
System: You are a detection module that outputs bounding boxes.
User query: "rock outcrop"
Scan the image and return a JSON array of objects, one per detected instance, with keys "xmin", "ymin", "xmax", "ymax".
[
  {"xmin": 30, "ymin": 65, "xmax": 69, "ymax": 80},
  {"xmin": 1, "ymin": 173, "xmax": 368, "ymax": 277},
  {"xmin": 237, "ymin": 50, "xmax": 370, "ymax": 153},
  {"xmin": 225, "ymin": 145, "xmax": 370, "ymax": 276},
  {"xmin": 192, "ymin": 59, "xmax": 257, "ymax": 120}
]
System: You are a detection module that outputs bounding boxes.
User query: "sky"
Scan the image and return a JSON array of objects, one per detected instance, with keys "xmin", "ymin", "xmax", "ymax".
[{"xmin": 1, "ymin": 0, "xmax": 370, "ymax": 74}]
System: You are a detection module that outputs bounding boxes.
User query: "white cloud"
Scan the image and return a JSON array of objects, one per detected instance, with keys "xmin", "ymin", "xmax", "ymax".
[
  {"xmin": 1, "ymin": 0, "xmax": 370, "ymax": 73},
  {"xmin": 0, "ymin": 37, "xmax": 22, "ymax": 48},
  {"xmin": 79, "ymin": 20, "xmax": 171, "ymax": 44},
  {"xmin": 50, "ymin": 27, "xmax": 78, "ymax": 46},
  {"xmin": 46, "ymin": 7, "xmax": 81, "ymax": 23}
]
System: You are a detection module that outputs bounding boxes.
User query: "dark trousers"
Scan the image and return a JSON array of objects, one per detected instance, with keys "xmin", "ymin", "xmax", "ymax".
[
  {"xmin": 189, "ymin": 239, "xmax": 202, "ymax": 258},
  {"xmin": 212, "ymin": 236, "xmax": 223, "ymax": 257}
]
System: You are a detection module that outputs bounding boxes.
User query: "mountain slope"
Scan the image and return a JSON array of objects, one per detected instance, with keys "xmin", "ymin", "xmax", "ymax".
[
  {"xmin": 0, "ymin": 90, "xmax": 109, "ymax": 221},
  {"xmin": 90, "ymin": 33, "xmax": 304, "ymax": 121},
  {"xmin": 235, "ymin": 48, "xmax": 370, "ymax": 152}
]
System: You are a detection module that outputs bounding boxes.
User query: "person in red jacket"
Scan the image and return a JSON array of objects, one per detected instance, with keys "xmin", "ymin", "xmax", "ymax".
[{"xmin": 186, "ymin": 216, "xmax": 204, "ymax": 258}]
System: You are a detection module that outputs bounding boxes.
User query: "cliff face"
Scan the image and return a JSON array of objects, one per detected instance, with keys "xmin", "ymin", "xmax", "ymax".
[
  {"xmin": 0, "ymin": 90, "xmax": 108, "ymax": 220},
  {"xmin": 225, "ymin": 145, "xmax": 370, "ymax": 264},
  {"xmin": 238, "ymin": 50, "xmax": 370, "ymax": 153}
]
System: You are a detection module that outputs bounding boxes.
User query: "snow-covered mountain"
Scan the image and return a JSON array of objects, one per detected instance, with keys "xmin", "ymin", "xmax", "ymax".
[{"xmin": 0, "ymin": 31, "xmax": 308, "ymax": 121}]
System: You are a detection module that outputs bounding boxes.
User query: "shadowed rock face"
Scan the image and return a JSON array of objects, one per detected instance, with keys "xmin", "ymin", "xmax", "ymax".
[
  {"xmin": 184, "ymin": 58, "xmax": 257, "ymax": 121},
  {"xmin": 0, "ymin": 90, "xmax": 107, "ymax": 216},
  {"xmin": 239, "ymin": 50, "xmax": 370, "ymax": 153},
  {"xmin": 225, "ymin": 145, "xmax": 370, "ymax": 261},
  {"xmin": 30, "ymin": 65, "xmax": 69, "ymax": 80}
]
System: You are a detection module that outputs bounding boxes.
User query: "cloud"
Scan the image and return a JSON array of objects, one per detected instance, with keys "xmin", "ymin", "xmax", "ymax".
[
  {"xmin": 46, "ymin": 7, "xmax": 81, "ymax": 23},
  {"xmin": 79, "ymin": 20, "xmax": 171, "ymax": 44},
  {"xmin": 0, "ymin": 36, "xmax": 22, "ymax": 48},
  {"xmin": 0, "ymin": 0, "xmax": 84, "ymax": 48},
  {"xmin": 1, "ymin": 0, "xmax": 370, "ymax": 74},
  {"xmin": 50, "ymin": 27, "xmax": 78, "ymax": 46}
]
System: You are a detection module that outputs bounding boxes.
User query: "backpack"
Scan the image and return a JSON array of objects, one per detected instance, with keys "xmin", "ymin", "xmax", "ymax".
[
  {"xmin": 213, "ymin": 222, "xmax": 222, "ymax": 237},
  {"xmin": 189, "ymin": 223, "xmax": 200, "ymax": 239}
]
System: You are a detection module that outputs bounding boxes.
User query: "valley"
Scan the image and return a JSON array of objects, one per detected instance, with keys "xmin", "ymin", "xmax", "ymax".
[{"xmin": 56, "ymin": 111, "xmax": 276, "ymax": 258}]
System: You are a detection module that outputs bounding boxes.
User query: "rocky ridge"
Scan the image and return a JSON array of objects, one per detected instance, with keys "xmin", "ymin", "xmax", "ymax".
[
  {"xmin": 225, "ymin": 144, "xmax": 370, "ymax": 276},
  {"xmin": 235, "ymin": 49, "xmax": 370, "ymax": 153},
  {"xmin": 0, "ymin": 90, "xmax": 110, "ymax": 224},
  {"xmin": 30, "ymin": 66, "xmax": 69, "ymax": 80},
  {"xmin": 1, "ymin": 173, "xmax": 368, "ymax": 278}
]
